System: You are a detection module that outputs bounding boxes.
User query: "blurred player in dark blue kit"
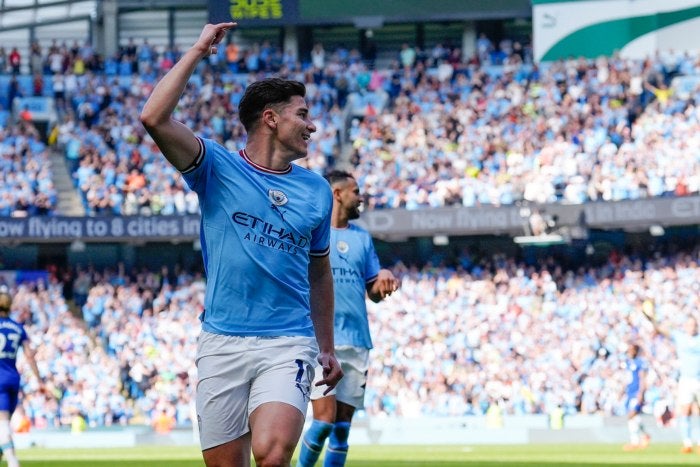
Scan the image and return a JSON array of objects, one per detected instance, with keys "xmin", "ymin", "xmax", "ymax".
[
  {"xmin": 0, "ymin": 286, "xmax": 42, "ymax": 467},
  {"xmin": 297, "ymin": 171, "xmax": 400, "ymax": 467},
  {"xmin": 622, "ymin": 342, "xmax": 651, "ymax": 451}
]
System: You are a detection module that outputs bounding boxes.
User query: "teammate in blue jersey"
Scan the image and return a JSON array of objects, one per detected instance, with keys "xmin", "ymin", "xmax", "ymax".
[
  {"xmin": 621, "ymin": 342, "xmax": 651, "ymax": 451},
  {"xmin": 297, "ymin": 171, "xmax": 400, "ymax": 467},
  {"xmin": 644, "ymin": 311, "xmax": 700, "ymax": 453},
  {"xmin": 141, "ymin": 22, "xmax": 343, "ymax": 467},
  {"xmin": 0, "ymin": 287, "xmax": 42, "ymax": 467}
]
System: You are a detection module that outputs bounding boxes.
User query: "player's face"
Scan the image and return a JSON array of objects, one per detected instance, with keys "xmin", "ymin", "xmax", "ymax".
[
  {"xmin": 626, "ymin": 344, "xmax": 639, "ymax": 359},
  {"xmin": 685, "ymin": 317, "xmax": 698, "ymax": 336},
  {"xmin": 274, "ymin": 95, "xmax": 316, "ymax": 157},
  {"xmin": 339, "ymin": 179, "xmax": 362, "ymax": 220}
]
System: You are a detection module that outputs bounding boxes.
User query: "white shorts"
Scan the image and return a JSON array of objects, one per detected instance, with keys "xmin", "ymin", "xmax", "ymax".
[
  {"xmin": 195, "ymin": 332, "xmax": 318, "ymax": 450},
  {"xmin": 310, "ymin": 346, "xmax": 370, "ymax": 408},
  {"xmin": 677, "ymin": 377, "xmax": 700, "ymax": 406}
]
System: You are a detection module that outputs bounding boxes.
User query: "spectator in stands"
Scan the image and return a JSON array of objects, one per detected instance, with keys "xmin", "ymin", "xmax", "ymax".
[
  {"xmin": 225, "ymin": 41, "xmax": 240, "ymax": 73},
  {"xmin": 311, "ymin": 43, "xmax": 325, "ymax": 69},
  {"xmin": 29, "ymin": 41, "xmax": 43, "ymax": 75},
  {"xmin": 0, "ymin": 47, "xmax": 6, "ymax": 74},
  {"xmin": 8, "ymin": 47, "xmax": 21, "ymax": 74},
  {"xmin": 152, "ymin": 407, "xmax": 176, "ymax": 434},
  {"xmin": 399, "ymin": 43, "xmax": 416, "ymax": 69}
]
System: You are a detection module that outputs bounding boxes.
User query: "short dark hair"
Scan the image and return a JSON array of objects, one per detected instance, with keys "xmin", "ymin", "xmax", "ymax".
[
  {"xmin": 238, "ymin": 78, "xmax": 306, "ymax": 132},
  {"xmin": 0, "ymin": 291, "xmax": 10, "ymax": 313},
  {"xmin": 325, "ymin": 170, "xmax": 355, "ymax": 187}
]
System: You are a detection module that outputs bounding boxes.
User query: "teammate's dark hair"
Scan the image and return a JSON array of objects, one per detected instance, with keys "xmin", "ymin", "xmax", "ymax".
[
  {"xmin": 238, "ymin": 78, "xmax": 306, "ymax": 132},
  {"xmin": 0, "ymin": 292, "xmax": 10, "ymax": 314},
  {"xmin": 325, "ymin": 170, "xmax": 355, "ymax": 186}
]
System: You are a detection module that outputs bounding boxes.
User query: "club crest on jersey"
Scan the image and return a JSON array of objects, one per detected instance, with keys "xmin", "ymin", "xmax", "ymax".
[
  {"xmin": 268, "ymin": 189, "xmax": 288, "ymax": 206},
  {"xmin": 337, "ymin": 240, "xmax": 349, "ymax": 254}
]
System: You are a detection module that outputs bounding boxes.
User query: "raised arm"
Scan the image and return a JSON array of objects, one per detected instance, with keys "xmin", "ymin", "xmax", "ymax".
[
  {"xmin": 140, "ymin": 22, "xmax": 235, "ymax": 170},
  {"xmin": 641, "ymin": 304, "xmax": 671, "ymax": 338},
  {"xmin": 308, "ymin": 255, "xmax": 343, "ymax": 394},
  {"xmin": 367, "ymin": 268, "xmax": 400, "ymax": 303}
]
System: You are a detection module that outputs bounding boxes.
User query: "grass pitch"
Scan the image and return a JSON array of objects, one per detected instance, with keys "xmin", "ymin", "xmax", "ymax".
[{"xmin": 10, "ymin": 443, "xmax": 700, "ymax": 466}]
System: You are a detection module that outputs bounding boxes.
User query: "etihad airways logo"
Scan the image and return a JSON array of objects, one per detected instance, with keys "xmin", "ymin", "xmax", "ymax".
[
  {"xmin": 232, "ymin": 211, "xmax": 308, "ymax": 254},
  {"xmin": 331, "ymin": 266, "xmax": 361, "ymax": 284},
  {"xmin": 331, "ymin": 267, "xmax": 360, "ymax": 278}
]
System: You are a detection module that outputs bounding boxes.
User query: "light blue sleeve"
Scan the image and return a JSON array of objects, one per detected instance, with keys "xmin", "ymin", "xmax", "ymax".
[
  {"xmin": 364, "ymin": 230, "xmax": 381, "ymax": 284},
  {"xmin": 309, "ymin": 181, "xmax": 332, "ymax": 257},
  {"xmin": 180, "ymin": 137, "xmax": 218, "ymax": 196}
]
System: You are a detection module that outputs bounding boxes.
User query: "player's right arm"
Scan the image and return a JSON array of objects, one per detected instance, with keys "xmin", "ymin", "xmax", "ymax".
[
  {"xmin": 641, "ymin": 305, "xmax": 670, "ymax": 338},
  {"xmin": 140, "ymin": 22, "xmax": 235, "ymax": 170}
]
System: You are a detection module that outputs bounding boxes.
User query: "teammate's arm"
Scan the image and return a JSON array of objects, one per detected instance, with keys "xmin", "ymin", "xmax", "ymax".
[
  {"xmin": 140, "ymin": 22, "xmax": 235, "ymax": 170},
  {"xmin": 21, "ymin": 340, "xmax": 43, "ymax": 391},
  {"xmin": 639, "ymin": 366, "xmax": 648, "ymax": 405},
  {"xmin": 366, "ymin": 268, "xmax": 400, "ymax": 303},
  {"xmin": 641, "ymin": 306, "xmax": 671, "ymax": 338},
  {"xmin": 308, "ymin": 254, "xmax": 343, "ymax": 393}
]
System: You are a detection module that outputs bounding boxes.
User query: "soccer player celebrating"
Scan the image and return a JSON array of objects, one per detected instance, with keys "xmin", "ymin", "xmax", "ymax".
[
  {"xmin": 621, "ymin": 342, "xmax": 651, "ymax": 451},
  {"xmin": 644, "ymin": 311, "xmax": 700, "ymax": 453},
  {"xmin": 0, "ymin": 287, "xmax": 42, "ymax": 467},
  {"xmin": 141, "ymin": 23, "xmax": 343, "ymax": 467},
  {"xmin": 297, "ymin": 170, "xmax": 400, "ymax": 467}
]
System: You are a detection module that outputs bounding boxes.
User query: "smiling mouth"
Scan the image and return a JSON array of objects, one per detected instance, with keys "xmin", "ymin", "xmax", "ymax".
[{"xmin": 302, "ymin": 134, "xmax": 311, "ymax": 141}]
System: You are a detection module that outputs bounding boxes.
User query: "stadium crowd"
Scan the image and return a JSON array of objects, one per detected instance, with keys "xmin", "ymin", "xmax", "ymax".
[
  {"xmin": 1, "ymin": 245, "xmax": 697, "ymax": 429},
  {"xmin": 42, "ymin": 37, "xmax": 345, "ymax": 216},
  {"xmin": 1, "ymin": 32, "xmax": 700, "ymax": 432},
  {"xmin": 2, "ymin": 36, "xmax": 700, "ymax": 216},
  {"xmin": 10, "ymin": 264, "xmax": 203, "ymax": 430},
  {"xmin": 0, "ymin": 120, "xmax": 57, "ymax": 217},
  {"xmin": 349, "ymin": 51, "xmax": 700, "ymax": 209}
]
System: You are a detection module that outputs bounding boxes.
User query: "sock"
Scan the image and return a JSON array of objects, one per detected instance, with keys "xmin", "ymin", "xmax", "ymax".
[
  {"xmin": 296, "ymin": 420, "xmax": 333, "ymax": 467},
  {"xmin": 324, "ymin": 422, "xmax": 351, "ymax": 467},
  {"xmin": 681, "ymin": 416, "xmax": 693, "ymax": 447},
  {"xmin": 0, "ymin": 419, "xmax": 18, "ymax": 467},
  {"xmin": 628, "ymin": 416, "xmax": 641, "ymax": 445}
]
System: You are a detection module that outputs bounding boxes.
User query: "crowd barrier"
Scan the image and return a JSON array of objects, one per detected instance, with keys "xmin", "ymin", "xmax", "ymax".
[{"xmin": 12, "ymin": 415, "xmax": 681, "ymax": 449}]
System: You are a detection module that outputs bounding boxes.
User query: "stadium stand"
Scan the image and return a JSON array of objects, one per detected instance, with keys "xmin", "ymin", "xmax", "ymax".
[
  {"xmin": 2, "ymin": 37, "xmax": 699, "ymax": 216},
  {"xmin": 0, "ymin": 6, "xmax": 699, "ymax": 445},
  {"xmin": 1, "ymin": 243, "xmax": 697, "ymax": 428}
]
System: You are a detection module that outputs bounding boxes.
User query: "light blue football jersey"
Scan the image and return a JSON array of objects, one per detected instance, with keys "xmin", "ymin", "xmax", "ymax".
[
  {"xmin": 182, "ymin": 138, "xmax": 332, "ymax": 337},
  {"xmin": 672, "ymin": 331, "xmax": 700, "ymax": 380},
  {"xmin": 330, "ymin": 224, "xmax": 380, "ymax": 349}
]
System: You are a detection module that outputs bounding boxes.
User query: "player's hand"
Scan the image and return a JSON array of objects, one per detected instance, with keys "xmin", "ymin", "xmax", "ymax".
[
  {"xmin": 641, "ymin": 299, "xmax": 655, "ymax": 320},
  {"xmin": 315, "ymin": 352, "xmax": 343, "ymax": 396},
  {"xmin": 36, "ymin": 380, "xmax": 48, "ymax": 397},
  {"xmin": 375, "ymin": 269, "xmax": 400, "ymax": 300},
  {"xmin": 195, "ymin": 22, "xmax": 237, "ymax": 56}
]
